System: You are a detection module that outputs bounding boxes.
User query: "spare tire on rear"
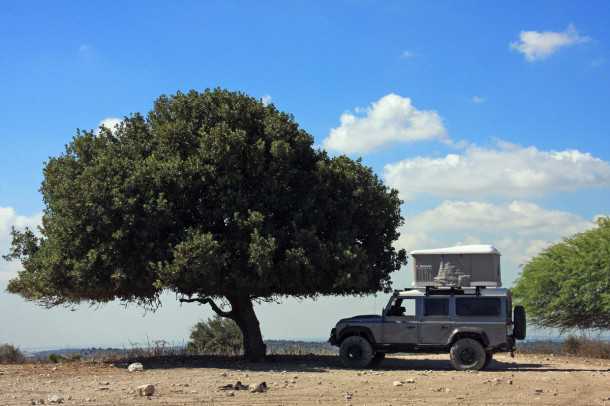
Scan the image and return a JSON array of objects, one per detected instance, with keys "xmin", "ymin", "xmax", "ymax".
[{"xmin": 513, "ymin": 305, "xmax": 526, "ymax": 340}]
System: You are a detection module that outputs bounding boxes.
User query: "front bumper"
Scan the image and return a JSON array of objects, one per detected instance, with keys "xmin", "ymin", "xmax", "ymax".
[{"xmin": 328, "ymin": 328, "xmax": 338, "ymax": 346}]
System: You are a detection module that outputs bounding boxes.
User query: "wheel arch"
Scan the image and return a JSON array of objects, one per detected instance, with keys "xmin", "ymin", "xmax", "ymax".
[
  {"xmin": 449, "ymin": 328, "xmax": 490, "ymax": 347},
  {"xmin": 338, "ymin": 326, "xmax": 376, "ymax": 345}
]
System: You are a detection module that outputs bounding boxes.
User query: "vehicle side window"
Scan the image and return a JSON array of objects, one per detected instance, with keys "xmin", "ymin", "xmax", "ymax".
[
  {"xmin": 423, "ymin": 298, "xmax": 449, "ymax": 316},
  {"xmin": 387, "ymin": 298, "xmax": 416, "ymax": 317},
  {"xmin": 456, "ymin": 298, "xmax": 501, "ymax": 316},
  {"xmin": 402, "ymin": 298, "xmax": 416, "ymax": 317}
]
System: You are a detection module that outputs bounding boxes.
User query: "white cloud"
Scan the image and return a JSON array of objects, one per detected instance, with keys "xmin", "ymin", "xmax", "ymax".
[
  {"xmin": 384, "ymin": 141, "xmax": 610, "ymax": 200},
  {"xmin": 261, "ymin": 95, "xmax": 272, "ymax": 106},
  {"xmin": 400, "ymin": 50, "xmax": 415, "ymax": 59},
  {"xmin": 471, "ymin": 96, "xmax": 485, "ymax": 104},
  {"xmin": 323, "ymin": 94, "xmax": 448, "ymax": 154},
  {"xmin": 0, "ymin": 207, "xmax": 42, "ymax": 281},
  {"xmin": 510, "ymin": 24, "xmax": 590, "ymax": 62},
  {"xmin": 397, "ymin": 200, "xmax": 596, "ymax": 285},
  {"xmin": 79, "ymin": 44, "xmax": 92, "ymax": 53},
  {"xmin": 95, "ymin": 117, "xmax": 122, "ymax": 135}
]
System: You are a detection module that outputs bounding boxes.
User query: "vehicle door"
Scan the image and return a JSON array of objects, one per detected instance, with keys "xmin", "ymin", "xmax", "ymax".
[
  {"xmin": 419, "ymin": 297, "xmax": 453, "ymax": 345},
  {"xmin": 382, "ymin": 297, "xmax": 418, "ymax": 344}
]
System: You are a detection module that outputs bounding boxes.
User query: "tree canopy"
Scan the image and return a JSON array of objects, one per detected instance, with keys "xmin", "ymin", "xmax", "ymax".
[
  {"xmin": 4, "ymin": 89, "xmax": 407, "ymax": 360},
  {"xmin": 512, "ymin": 217, "xmax": 610, "ymax": 331}
]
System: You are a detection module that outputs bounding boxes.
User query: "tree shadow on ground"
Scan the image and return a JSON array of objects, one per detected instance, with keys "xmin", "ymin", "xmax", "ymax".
[{"xmin": 108, "ymin": 354, "xmax": 610, "ymax": 373}]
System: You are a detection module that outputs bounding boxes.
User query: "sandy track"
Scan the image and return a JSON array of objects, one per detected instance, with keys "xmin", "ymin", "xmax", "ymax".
[{"xmin": 1, "ymin": 353, "xmax": 609, "ymax": 405}]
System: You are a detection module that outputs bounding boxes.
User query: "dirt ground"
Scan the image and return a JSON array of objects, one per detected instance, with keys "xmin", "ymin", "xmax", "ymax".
[{"xmin": 1, "ymin": 353, "xmax": 609, "ymax": 405}]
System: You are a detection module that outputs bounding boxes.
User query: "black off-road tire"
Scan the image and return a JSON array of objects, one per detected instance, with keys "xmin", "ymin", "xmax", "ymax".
[
  {"xmin": 513, "ymin": 305, "xmax": 526, "ymax": 340},
  {"xmin": 339, "ymin": 336, "xmax": 374, "ymax": 368},
  {"xmin": 369, "ymin": 352, "xmax": 386, "ymax": 368},
  {"xmin": 449, "ymin": 338, "xmax": 487, "ymax": 371}
]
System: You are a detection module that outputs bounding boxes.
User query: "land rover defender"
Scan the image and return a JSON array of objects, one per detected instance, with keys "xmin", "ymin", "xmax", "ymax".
[{"xmin": 329, "ymin": 286, "xmax": 526, "ymax": 370}]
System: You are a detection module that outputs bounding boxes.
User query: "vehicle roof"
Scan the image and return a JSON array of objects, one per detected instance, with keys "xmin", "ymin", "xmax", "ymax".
[
  {"xmin": 397, "ymin": 287, "xmax": 509, "ymax": 297},
  {"xmin": 410, "ymin": 244, "xmax": 500, "ymax": 255}
]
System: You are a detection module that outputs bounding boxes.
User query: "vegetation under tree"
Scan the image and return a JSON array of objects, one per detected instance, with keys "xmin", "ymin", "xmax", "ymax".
[
  {"xmin": 187, "ymin": 316, "xmax": 243, "ymax": 355},
  {"xmin": 4, "ymin": 89, "xmax": 407, "ymax": 361}
]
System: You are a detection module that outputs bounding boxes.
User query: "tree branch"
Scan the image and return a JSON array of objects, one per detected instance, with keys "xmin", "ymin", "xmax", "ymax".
[{"xmin": 179, "ymin": 297, "xmax": 234, "ymax": 318}]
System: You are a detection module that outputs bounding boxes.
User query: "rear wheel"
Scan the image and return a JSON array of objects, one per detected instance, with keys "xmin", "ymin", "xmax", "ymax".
[
  {"xmin": 339, "ymin": 336, "xmax": 374, "ymax": 368},
  {"xmin": 450, "ymin": 338, "xmax": 486, "ymax": 371}
]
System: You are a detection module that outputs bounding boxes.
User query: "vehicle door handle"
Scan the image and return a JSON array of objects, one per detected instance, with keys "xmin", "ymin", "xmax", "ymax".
[
  {"xmin": 440, "ymin": 326, "xmax": 449, "ymax": 329},
  {"xmin": 406, "ymin": 326, "xmax": 416, "ymax": 329}
]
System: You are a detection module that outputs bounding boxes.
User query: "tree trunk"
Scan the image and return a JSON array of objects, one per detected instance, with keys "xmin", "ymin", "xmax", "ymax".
[{"xmin": 227, "ymin": 295, "xmax": 266, "ymax": 361}]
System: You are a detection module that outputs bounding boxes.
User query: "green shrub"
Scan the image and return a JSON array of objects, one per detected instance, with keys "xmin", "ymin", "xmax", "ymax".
[
  {"xmin": 187, "ymin": 316, "xmax": 243, "ymax": 355},
  {"xmin": 0, "ymin": 344, "xmax": 25, "ymax": 364},
  {"xmin": 48, "ymin": 353, "xmax": 66, "ymax": 363}
]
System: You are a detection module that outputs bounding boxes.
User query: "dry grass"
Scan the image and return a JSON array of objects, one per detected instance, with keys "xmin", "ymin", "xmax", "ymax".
[{"xmin": 520, "ymin": 336, "xmax": 610, "ymax": 359}]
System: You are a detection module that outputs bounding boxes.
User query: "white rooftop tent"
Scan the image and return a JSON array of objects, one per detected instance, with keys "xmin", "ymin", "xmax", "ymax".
[{"xmin": 410, "ymin": 244, "xmax": 502, "ymax": 288}]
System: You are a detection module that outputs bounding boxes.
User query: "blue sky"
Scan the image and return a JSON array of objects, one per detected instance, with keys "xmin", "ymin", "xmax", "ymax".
[{"xmin": 1, "ymin": 1, "xmax": 609, "ymax": 348}]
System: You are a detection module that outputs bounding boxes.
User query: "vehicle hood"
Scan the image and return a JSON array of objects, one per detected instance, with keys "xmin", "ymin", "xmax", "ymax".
[{"xmin": 337, "ymin": 314, "xmax": 383, "ymax": 324}]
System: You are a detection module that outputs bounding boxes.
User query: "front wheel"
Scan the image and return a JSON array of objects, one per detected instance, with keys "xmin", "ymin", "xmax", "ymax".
[
  {"xmin": 449, "ymin": 338, "xmax": 486, "ymax": 371},
  {"xmin": 369, "ymin": 352, "xmax": 386, "ymax": 368},
  {"xmin": 339, "ymin": 336, "xmax": 374, "ymax": 368},
  {"xmin": 483, "ymin": 352, "xmax": 493, "ymax": 369}
]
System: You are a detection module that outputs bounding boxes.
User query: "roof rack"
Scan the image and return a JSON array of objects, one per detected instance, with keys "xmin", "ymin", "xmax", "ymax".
[{"xmin": 424, "ymin": 286, "xmax": 484, "ymax": 296}]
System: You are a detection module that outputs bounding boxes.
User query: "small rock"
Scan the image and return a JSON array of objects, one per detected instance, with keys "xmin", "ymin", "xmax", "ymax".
[
  {"xmin": 226, "ymin": 392, "xmax": 235, "ymax": 397},
  {"xmin": 534, "ymin": 388, "xmax": 544, "ymax": 394},
  {"xmin": 47, "ymin": 395, "xmax": 64, "ymax": 404},
  {"xmin": 220, "ymin": 372, "xmax": 228, "ymax": 377},
  {"xmin": 249, "ymin": 382, "xmax": 268, "ymax": 393},
  {"xmin": 99, "ymin": 381, "xmax": 110, "ymax": 386},
  {"xmin": 345, "ymin": 392, "xmax": 353, "ymax": 401},
  {"xmin": 507, "ymin": 379, "xmax": 513, "ymax": 385},
  {"xmin": 137, "ymin": 384, "xmax": 155, "ymax": 397},
  {"xmin": 127, "ymin": 363, "xmax": 144, "ymax": 372},
  {"xmin": 393, "ymin": 381, "xmax": 403, "ymax": 387},
  {"xmin": 405, "ymin": 378, "xmax": 416, "ymax": 384},
  {"xmin": 97, "ymin": 387, "xmax": 109, "ymax": 391}
]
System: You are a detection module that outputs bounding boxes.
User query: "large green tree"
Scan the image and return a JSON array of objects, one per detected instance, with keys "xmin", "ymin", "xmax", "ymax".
[
  {"xmin": 4, "ymin": 89, "xmax": 407, "ymax": 360},
  {"xmin": 513, "ymin": 217, "xmax": 610, "ymax": 331}
]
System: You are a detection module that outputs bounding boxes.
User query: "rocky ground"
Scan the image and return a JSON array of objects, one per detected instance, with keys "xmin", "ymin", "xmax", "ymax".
[{"xmin": 1, "ymin": 353, "xmax": 609, "ymax": 405}]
